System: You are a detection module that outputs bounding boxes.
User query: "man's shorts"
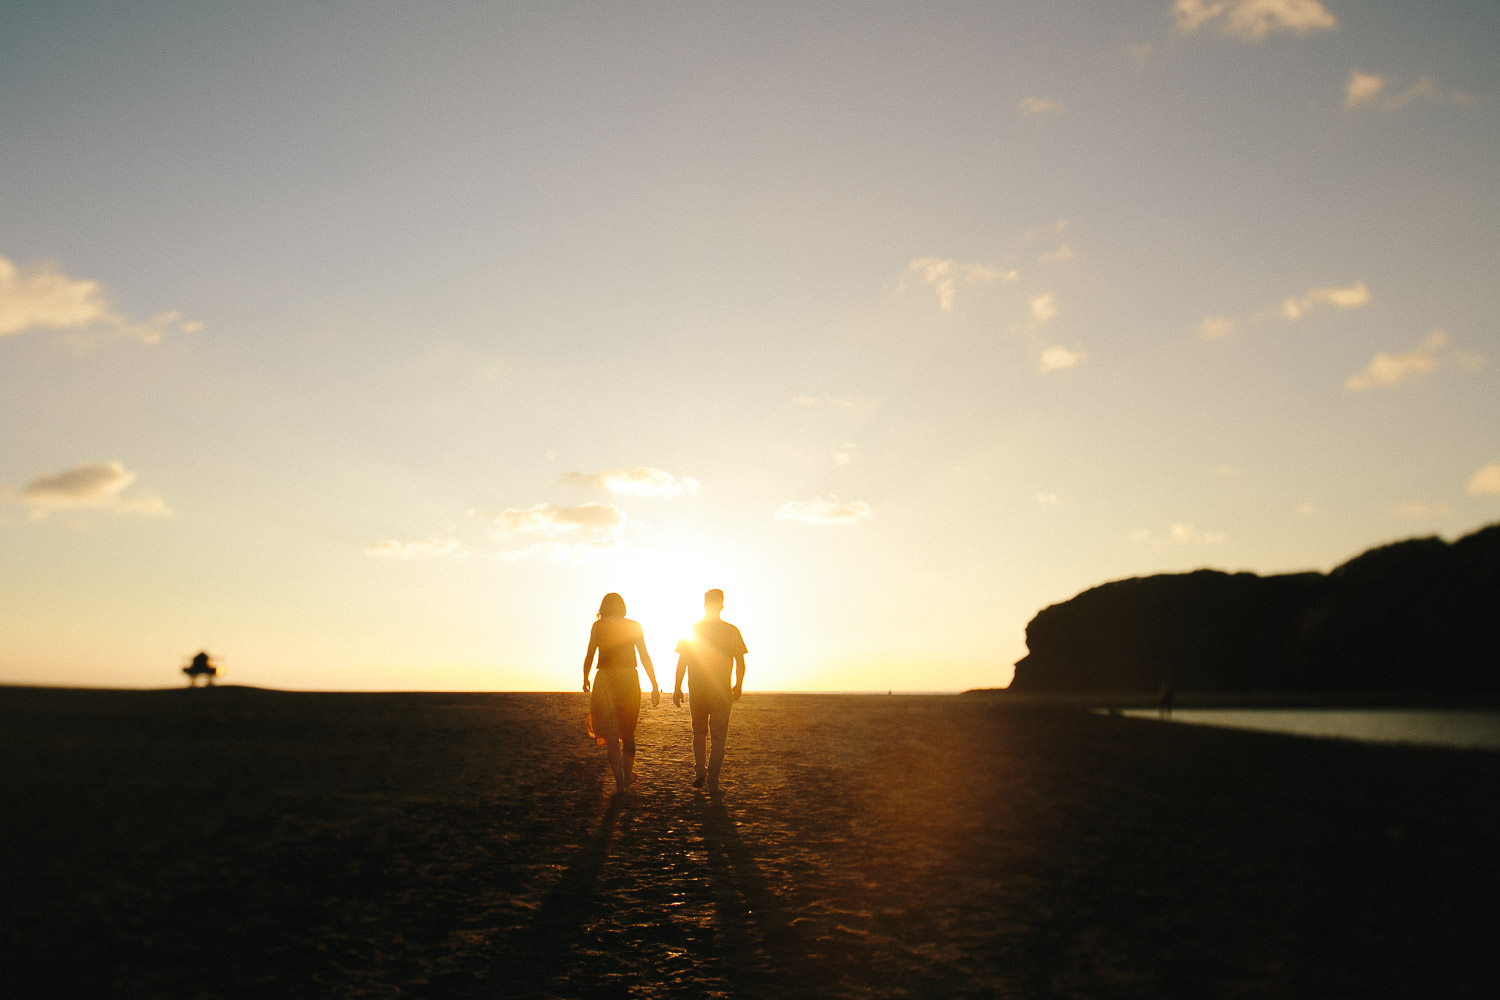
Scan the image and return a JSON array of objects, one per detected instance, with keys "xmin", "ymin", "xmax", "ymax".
[{"xmin": 689, "ymin": 682, "xmax": 733, "ymax": 734}]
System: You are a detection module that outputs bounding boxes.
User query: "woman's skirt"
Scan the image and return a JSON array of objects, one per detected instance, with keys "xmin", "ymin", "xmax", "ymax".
[{"xmin": 587, "ymin": 667, "xmax": 641, "ymax": 746}]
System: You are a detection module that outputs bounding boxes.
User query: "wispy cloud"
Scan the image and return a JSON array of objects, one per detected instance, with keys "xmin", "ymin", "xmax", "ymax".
[
  {"xmin": 1344, "ymin": 69, "xmax": 1479, "ymax": 111},
  {"xmin": 902, "ymin": 257, "xmax": 958, "ymax": 311},
  {"xmin": 1021, "ymin": 219, "xmax": 1070, "ymax": 243},
  {"xmin": 1199, "ymin": 280, "xmax": 1368, "ymax": 339},
  {"xmin": 563, "ymin": 467, "xmax": 699, "ymax": 498},
  {"xmin": 901, "ymin": 257, "xmax": 1018, "ymax": 311},
  {"xmin": 10, "ymin": 460, "xmax": 169, "ymax": 520},
  {"xmin": 774, "ymin": 497, "xmax": 872, "ymax": 525},
  {"xmin": 832, "ymin": 441, "xmax": 856, "ymax": 467},
  {"xmin": 486, "ymin": 502, "xmax": 627, "ymax": 539},
  {"xmin": 1028, "ymin": 293, "xmax": 1057, "ymax": 326},
  {"xmin": 1038, "ymin": 345, "xmax": 1087, "ymax": 372},
  {"xmin": 1382, "ymin": 77, "xmax": 1480, "ymax": 111},
  {"xmin": 1037, "ymin": 245, "xmax": 1074, "ymax": 263},
  {"xmin": 1468, "ymin": 462, "xmax": 1500, "ymax": 496},
  {"xmin": 1172, "ymin": 0, "xmax": 1337, "ymax": 42},
  {"xmin": 1344, "ymin": 330, "xmax": 1482, "ymax": 391},
  {"xmin": 1391, "ymin": 502, "xmax": 1450, "ymax": 518},
  {"xmin": 365, "ymin": 538, "xmax": 464, "ymax": 559},
  {"xmin": 1034, "ymin": 492, "xmax": 1062, "ymax": 505},
  {"xmin": 0, "ymin": 255, "xmax": 201, "ymax": 347},
  {"xmin": 1345, "ymin": 69, "xmax": 1385, "ymax": 108},
  {"xmin": 1280, "ymin": 281, "xmax": 1370, "ymax": 320},
  {"xmin": 1197, "ymin": 316, "xmax": 1236, "ymax": 340},
  {"xmin": 1019, "ymin": 96, "xmax": 1065, "ymax": 115},
  {"xmin": 962, "ymin": 263, "xmax": 1018, "ymax": 283},
  {"xmin": 1131, "ymin": 522, "xmax": 1227, "ymax": 547}
]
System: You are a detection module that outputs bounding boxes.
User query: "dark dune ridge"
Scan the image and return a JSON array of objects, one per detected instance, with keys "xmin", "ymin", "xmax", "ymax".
[
  {"xmin": 1011, "ymin": 521, "xmax": 1500, "ymax": 697},
  {"xmin": 3, "ymin": 687, "xmax": 1498, "ymax": 998}
]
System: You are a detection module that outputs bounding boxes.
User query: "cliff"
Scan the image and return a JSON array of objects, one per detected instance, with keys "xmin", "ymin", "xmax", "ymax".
[{"xmin": 1009, "ymin": 522, "xmax": 1500, "ymax": 695}]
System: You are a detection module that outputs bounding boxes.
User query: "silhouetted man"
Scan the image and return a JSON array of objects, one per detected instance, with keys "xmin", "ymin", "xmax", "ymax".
[{"xmin": 673, "ymin": 589, "xmax": 747, "ymax": 794}]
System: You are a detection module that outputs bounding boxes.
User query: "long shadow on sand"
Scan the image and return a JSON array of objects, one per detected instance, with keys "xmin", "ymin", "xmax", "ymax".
[
  {"xmin": 496, "ymin": 797, "xmax": 625, "ymax": 997},
  {"xmin": 697, "ymin": 795, "xmax": 825, "ymax": 999}
]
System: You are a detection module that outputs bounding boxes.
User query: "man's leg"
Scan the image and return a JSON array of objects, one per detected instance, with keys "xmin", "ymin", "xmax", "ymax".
[
  {"xmin": 706, "ymin": 705, "xmax": 731, "ymax": 791},
  {"xmin": 690, "ymin": 697, "xmax": 709, "ymax": 787}
]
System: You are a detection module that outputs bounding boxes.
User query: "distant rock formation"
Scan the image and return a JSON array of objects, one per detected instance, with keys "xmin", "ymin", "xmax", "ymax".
[{"xmin": 1009, "ymin": 522, "xmax": 1500, "ymax": 695}]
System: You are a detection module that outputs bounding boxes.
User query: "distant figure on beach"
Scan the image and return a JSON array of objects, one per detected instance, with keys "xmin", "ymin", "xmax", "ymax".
[
  {"xmin": 182, "ymin": 651, "xmax": 219, "ymax": 687},
  {"xmin": 1158, "ymin": 679, "xmax": 1175, "ymax": 719},
  {"xmin": 673, "ymin": 589, "xmax": 747, "ymax": 794},
  {"xmin": 582, "ymin": 593, "xmax": 661, "ymax": 796}
]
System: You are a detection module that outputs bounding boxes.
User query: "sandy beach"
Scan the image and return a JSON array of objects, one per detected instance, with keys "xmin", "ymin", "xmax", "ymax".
[{"xmin": 3, "ymin": 687, "xmax": 1497, "ymax": 998}]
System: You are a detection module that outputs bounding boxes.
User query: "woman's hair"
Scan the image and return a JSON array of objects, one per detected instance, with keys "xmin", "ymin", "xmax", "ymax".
[{"xmin": 597, "ymin": 592, "xmax": 627, "ymax": 619}]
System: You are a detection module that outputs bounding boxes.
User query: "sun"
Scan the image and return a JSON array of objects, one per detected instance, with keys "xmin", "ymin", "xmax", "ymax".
[
  {"xmin": 584, "ymin": 533, "xmax": 783, "ymax": 688},
  {"xmin": 609, "ymin": 545, "xmax": 717, "ymax": 652}
]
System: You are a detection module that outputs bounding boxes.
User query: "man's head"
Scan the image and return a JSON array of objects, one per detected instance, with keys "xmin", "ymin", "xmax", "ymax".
[{"xmin": 703, "ymin": 589, "xmax": 724, "ymax": 613}]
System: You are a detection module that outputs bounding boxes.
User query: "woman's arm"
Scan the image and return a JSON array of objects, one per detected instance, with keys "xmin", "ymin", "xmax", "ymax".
[
  {"xmin": 636, "ymin": 627, "xmax": 661, "ymax": 704},
  {"xmin": 582, "ymin": 621, "xmax": 599, "ymax": 692}
]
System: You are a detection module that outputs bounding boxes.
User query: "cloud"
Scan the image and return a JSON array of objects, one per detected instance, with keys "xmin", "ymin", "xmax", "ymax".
[
  {"xmin": 1021, "ymin": 219, "xmax": 1070, "ymax": 243},
  {"xmin": 1019, "ymin": 96, "xmax": 1065, "ymax": 115},
  {"xmin": 1131, "ymin": 522, "xmax": 1227, "ymax": 548},
  {"xmin": 0, "ymin": 255, "xmax": 201, "ymax": 346},
  {"xmin": 833, "ymin": 441, "xmax": 856, "ymax": 467},
  {"xmin": 563, "ymin": 467, "xmax": 699, "ymax": 498},
  {"xmin": 1296, "ymin": 503, "xmax": 1317, "ymax": 517},
  {"xmin": 1172, "ymin": 0, "xmax": 1337, "ymax": 42},
  {"xmin": 1391, "ymin": 502, "xmax": 1450, "ymax": 518},
  {"xmin": 1382, "ymin": 77, "xmax": 1481, "ymax": 111},
  {"xmin": 1345, "ymin": 69, "xmax": 1385, "ymax": 108},
  {"xmin": 1038, "ymin": 345, "xmax": 1087, "ymax": 372},
  {"xmin": 1172, "ymin": 522, "xmax": 1226, "ymax": 544},
  {"xmin": 1467, "ymin": 462, "xmax": 1500, "ymax": 496},
  {"xmin": 1201, "ymin": 280, "xmax": 1370, "ymax": 339},
  {"xmin": 1344, "ymin": 330, "xmax": 1472, "ymax": 391},
  {"xmin": 1281, "ymin": 280, "xmax": 1370, "ymax": 320},
  {"xmin": 1216, "ymin": 464, "xmax": 1241, "ymax": 478},
  {"xmin": 903, "ymin": 257, "xmax": 957, "ymax": 310},
  {"xmin": 1038, "ymin": 245, "xmax": 1074, "ymax": 263},
  {"xmin": 12, "ymin": 460, "xmax": 169, "ymax": 519},
  {"xmin": 901, "ymin": 257, "xmax": 1022, "ymax": 311},
  {"xmin": 1028, "ymin": 293, "xmax": 1057, "ymax": 325},
  {"xmin": 1034, "ymin": 492, "xmax": 1061, "ymax": 505},
  {"xmin": 774, "ymin": 497, "xmax": 872, "ymax": 525},
  {"xmin": 488, "ymin": 501, "xmax": 627, "ymax": 538},
  {"xmin": 1197, "ymin": 315, "xmax": 1236, "ymax": 340},
  {"xmin": 0, "ymin": 256, "xmax": 108, "ymax": 335},
  {"xmin": 365, "ymin": 538, "xmax": 464, "ymax": 559},
  {"xmin": 962, "ymin": 263, "xmax": 1018, "ymax": 283}
]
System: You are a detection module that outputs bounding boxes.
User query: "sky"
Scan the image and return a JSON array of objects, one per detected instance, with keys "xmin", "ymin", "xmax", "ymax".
[{"xmin": 2, "ymin": 0, "xmax": 1497, "ymax": 693}]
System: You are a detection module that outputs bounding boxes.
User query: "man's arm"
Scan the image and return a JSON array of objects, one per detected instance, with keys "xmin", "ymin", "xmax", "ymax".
[{"xmin": 732, "ymin": 653, "xmax": 745, "ymax": 700}]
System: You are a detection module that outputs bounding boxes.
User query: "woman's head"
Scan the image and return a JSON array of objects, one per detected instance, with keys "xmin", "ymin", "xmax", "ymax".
[{"xmin": 597, "ymin": 592, "xmax": 627, "ymax": 619}]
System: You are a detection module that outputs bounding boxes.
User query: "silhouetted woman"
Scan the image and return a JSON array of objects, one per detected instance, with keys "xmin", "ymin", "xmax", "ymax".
[{"xmin": 582, "ymin": 592, "xmax": 660, "ymax": 795}]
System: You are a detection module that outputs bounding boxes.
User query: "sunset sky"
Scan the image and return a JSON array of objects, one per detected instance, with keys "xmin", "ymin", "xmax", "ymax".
[{"xmin": 3, "ymin": 1, "xmax": 1497, "ymax": 692}]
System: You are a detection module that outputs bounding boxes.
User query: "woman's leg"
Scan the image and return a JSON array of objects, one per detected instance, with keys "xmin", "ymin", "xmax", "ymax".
[
  {"xmin": 621, "ymin": 730, "xmax": 637, "ymax": 787},
  {"xmin": 604, "ymin": 737, "xmax": 626, "ymax": 792}
]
